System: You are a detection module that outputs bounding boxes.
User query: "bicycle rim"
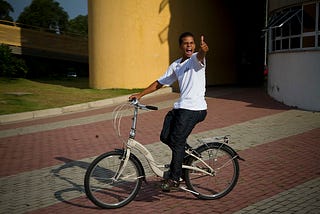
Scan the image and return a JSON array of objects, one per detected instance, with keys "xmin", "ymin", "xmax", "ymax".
[
  {"xmin": 84, "ymin": 151, "xmax": 143, "ymax": 208},
  {"xmin": 185, "ymin": 143, "xmax": 239, "ymax": 200}
]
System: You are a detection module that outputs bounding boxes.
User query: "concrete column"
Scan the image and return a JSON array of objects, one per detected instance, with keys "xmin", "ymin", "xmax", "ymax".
[{"xmin": 88, "ymin": 0, "xmax": 171, "ymax": 89}]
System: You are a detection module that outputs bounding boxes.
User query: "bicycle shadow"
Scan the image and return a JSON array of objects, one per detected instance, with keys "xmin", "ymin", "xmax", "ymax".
[
  {"xmin": 50, "ymin": 156, "xmax": 99, "ymax": 209},
  {"xmin": 51, "ymin": 156, "xmax": 196, "ymax": 209}
]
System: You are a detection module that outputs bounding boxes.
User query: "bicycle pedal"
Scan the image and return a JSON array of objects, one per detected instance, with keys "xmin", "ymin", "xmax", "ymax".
[{"xmin": 179, "ymin": 186, "xmax": 199, "ymax": 195}]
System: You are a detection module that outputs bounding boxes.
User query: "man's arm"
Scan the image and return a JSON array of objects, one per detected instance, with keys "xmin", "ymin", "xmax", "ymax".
[
  {"xmin": 197, "ymin": 35, "xmax": 209, "ymax": 63},
  {"xmin": 129, "ymin": 80, "xmax": 163, "ymax": 100}
]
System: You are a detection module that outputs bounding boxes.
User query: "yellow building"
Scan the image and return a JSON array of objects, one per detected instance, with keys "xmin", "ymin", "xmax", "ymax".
[{"xmin": 88, "ymin": 0, "xmax": 264, "ymax": 89}]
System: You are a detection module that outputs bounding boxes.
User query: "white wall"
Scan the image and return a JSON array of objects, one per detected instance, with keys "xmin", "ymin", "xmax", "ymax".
[{"xmin": 268, "ymin": 51, "xmax": 320, "ymax": 111}]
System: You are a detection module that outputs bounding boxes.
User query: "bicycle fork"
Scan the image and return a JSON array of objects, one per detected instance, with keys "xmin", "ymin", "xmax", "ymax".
[{"xmin": 113, "ymin": 149, "xmax": 132, "ymax": 181}]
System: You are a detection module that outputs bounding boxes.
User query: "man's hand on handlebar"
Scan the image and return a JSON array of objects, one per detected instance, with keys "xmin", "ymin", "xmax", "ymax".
[
  {"xmin": 128, "ymin": 81, "xmax": 163, "ymax": 101},
  {"xmin": 129, "ymin": 93, "xmax": 142, "ymax": 101}
]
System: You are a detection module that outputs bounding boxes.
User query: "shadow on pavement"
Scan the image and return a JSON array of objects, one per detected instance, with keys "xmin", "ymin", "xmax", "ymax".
[
  {"xmin": 50, "ymin": 157, "xmax": 196, "ymax": 210},
  {"xmin": 50, "ymin": 157, "xmax": 99, "ymax": 209},
  {"xmin": 205, "ymin": 86, "xmax": 291, "ymax": 110}
]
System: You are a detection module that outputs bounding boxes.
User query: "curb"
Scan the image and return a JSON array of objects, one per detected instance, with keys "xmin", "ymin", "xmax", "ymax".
[{"xmin": 0, "ymin": 87, "xmax": 172, "ymax": 124}]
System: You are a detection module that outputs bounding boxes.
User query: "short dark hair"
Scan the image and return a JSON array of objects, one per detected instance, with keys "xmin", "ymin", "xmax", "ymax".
[{"xmin": 179, "ymin": 32, "xmax": 195, "ymax": 45}]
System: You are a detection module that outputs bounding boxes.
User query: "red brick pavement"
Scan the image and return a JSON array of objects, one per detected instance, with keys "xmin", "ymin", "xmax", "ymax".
[
  {"xmin": 27, "ymin": 128, "xmax": 320, "ymax": 214},
  {"xmin": 5, "ymin": 87, "xmax": 317, "ymax": 214}
]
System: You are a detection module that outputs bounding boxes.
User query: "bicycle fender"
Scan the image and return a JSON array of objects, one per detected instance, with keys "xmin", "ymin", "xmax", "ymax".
[
  {"xmin": 198, "ymin": 142, "xmax": 245, "ymax": 161},
  {"xmin": 115, "ymin": 149, "xmax": 147, "ymax": 182},
  {"xmin": 222, "ymin": 143, "xmax": 245, "ymax": 161}
]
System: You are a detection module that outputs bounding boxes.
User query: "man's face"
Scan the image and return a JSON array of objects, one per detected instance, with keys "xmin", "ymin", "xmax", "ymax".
[{"xmin": 180, "ymin": 36, "xmax": 195, "ymax": 59}]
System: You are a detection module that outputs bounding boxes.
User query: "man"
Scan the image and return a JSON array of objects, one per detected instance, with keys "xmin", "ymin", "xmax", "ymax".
[{"xmin": 129, "ymin": 32, "xmax": 209, "ymax": 192}]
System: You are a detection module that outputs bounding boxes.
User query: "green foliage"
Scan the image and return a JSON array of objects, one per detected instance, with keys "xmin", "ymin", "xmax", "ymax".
[
  {"xmin": 0, "ymin": 44, "xmax": 28, "ymax": 78},
  {"xmin": 67, "ymin": 15, "xmax": 88, "ymax": 36},
  {"xmin": 17, "ymin": 0, "xmax": 69, "ymax": 33},
  {"xmin": 0, "ymin": 0, "xmax": 14, "ymax": 21}
]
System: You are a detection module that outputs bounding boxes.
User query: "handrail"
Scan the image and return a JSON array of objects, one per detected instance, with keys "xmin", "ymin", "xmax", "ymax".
[{"xmin": 0, "ymin": 19, "xmax": 87, "ymax": 38}]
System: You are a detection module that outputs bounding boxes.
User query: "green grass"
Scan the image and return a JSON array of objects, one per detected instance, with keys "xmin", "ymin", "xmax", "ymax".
[{"xmin": 0, "ymin": 78, "xmax": 142, "ymax": 115}]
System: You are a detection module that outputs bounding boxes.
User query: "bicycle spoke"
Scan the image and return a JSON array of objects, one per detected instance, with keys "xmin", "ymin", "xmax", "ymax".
[{"xmin": 84, "ymin": 151, "xmax": 143, "ymax": 208}]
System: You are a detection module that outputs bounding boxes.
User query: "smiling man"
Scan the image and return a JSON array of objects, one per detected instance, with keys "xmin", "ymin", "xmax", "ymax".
[{"xmin": 129, "ymin": 32, "xmax": 209, "ymax": 192}]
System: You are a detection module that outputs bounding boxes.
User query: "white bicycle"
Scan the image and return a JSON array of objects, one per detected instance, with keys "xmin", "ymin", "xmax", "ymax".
[{"xmin": 84, "ymin": 99, "xmax": 244, "ymax": 209}]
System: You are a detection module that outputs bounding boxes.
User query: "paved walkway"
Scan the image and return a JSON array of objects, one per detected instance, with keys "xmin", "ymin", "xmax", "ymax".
[{"xmin": 0, "ymin": 87, "xmax": 319, "ymax": 214}]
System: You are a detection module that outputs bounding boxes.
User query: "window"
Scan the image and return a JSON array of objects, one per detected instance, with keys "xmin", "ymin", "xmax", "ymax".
[
  {"xmin": 291, "ymin": 37, "xmax": 301, "ymax": 49},
  {"xmin": 267, "ymin": 7, "xmax": 301, "ymax": 29},
  {"xmin": 268, "ymin": 2, "xmax": 320, "ymax": 52},
  {"xmin": 291, "ymin": 15, "xmax": 302, "ymax": 35},
  {"xmin": 319, "ymin": 3, "xmax": 320, "ymax": 29},
  {"xmin": 282, "ymin": 38, "xmax": 290, "ymax": 49},
  {"xmin": 303, "ymin": 4, "xmax": 316, "ymax": 33},
  {"xmin": 303, "ymin": 36, "xmax": 315, "ymax": 47},
  {"xmin": 318, "ymin": 3, "xmax": 320, "ymax": 47},
  {"xmin": 268, "ymin": 6, "xmax": 302, "ymax": 51},
  {"xmin": 302, "ymin": 3, "xmax": 317, "ymax": 48}
]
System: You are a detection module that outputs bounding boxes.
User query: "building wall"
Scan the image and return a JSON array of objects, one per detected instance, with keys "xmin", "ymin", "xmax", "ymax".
[
  {"xmin": 166, "ymin": 0, "xmax": 237, "ymax": 87},
  {"xmin": 88, "ymin": 0, "xmax": 238, "ymax": 89},
  {"xmin": 88, "ymin": 0, "xmax": 171, "ymax": 89},
  {"xmin": 267, "ymin": 0, "xmax": 320, "ymax": 111},
  {"xmin": 268, "ymin": 52, "xmax": 320, "ymax": 111}
]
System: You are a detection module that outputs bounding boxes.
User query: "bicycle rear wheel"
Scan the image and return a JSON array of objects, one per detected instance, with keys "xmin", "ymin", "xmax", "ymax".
[
  {"xmin": 84, "ymin": 150, "xmax": 143, "ymax": 209},
  {"xmin": 185, "ymin": 143, "xmax": 239, "ymax": 200}
]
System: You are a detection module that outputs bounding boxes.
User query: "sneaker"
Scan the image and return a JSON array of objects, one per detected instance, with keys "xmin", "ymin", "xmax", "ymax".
[{"xmin": 160, "ymin": 179, "xmax": 180, "ymax": 192}]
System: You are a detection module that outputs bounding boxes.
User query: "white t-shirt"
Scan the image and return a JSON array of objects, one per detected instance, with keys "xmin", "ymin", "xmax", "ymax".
[{"xmin": 158, "ymin": 53, "xmax": 207, "ymax": 110}]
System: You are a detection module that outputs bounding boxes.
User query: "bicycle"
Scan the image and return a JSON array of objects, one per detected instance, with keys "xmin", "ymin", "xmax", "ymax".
[{"xmin": 84, "ymin": 99, "xmax": 244, "ymax": 209}]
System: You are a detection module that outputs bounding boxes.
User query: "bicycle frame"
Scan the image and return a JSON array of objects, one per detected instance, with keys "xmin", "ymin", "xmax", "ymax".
[{"xmin": 116, "ymin": 138, "xmax": 215, "ymax": 181}]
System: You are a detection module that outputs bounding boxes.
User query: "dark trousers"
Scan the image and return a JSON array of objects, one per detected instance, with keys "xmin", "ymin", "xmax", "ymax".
[{"xmin": 160, "ymin": 108, "xmax": 207, "ymax": 181}]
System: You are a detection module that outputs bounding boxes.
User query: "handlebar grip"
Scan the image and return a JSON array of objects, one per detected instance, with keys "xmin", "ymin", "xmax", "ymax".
[{"xmin": 146, "ymin": 105, "xmax": 158, "ymax": 110}]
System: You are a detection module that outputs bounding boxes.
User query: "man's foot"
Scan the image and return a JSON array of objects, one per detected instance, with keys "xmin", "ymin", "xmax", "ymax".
[{"xmin": 160, "ymin": 179, "xmax": 180, "ymax": 192}]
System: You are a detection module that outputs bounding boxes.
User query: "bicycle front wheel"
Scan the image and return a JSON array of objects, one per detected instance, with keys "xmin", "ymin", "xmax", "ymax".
[
  {"xmin": 185, "ymin": 143, "xmax": 239, "ymax": 200},
  {"xmin": 84, "ymin": 150, "xmax": 143, "ymax": 209}
]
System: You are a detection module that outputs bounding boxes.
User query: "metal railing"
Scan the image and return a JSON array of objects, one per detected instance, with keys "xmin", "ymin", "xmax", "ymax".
[{"xmin": 0, "ymin": 20, "xmax": 87, "ymax": 38}]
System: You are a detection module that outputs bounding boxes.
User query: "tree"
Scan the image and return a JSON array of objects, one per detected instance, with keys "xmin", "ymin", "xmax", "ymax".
[
  {"xmin": 0, "ymin": 44, "xmax": 28, "ymax": 78},
  {"xmin": 0, "ymin": 0, "xmax": 14, "ymax": 21},
  {"xmin": 17, "ymin": 0, "xmax": 69, "ymax": 33},
  {"xmin": 67, "ymin": 15, "xmax": 88, "ymax": 36}
]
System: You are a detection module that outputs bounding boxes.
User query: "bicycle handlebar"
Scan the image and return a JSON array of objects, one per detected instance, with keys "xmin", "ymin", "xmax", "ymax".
[
  {"xmin": 145, "ymin": 105, "xmax": 158, "ymax": 110},
  {"xmin": 129, "ymin": 99, "xmax": 158, "ymax": 111}
]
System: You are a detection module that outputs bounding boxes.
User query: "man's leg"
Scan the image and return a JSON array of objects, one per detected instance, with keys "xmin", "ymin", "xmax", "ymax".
[
  {"xmin": 169, "ymin": 109, "xmax": 207, "ymax": 181},
  {"xmin": 160, "ymin": 110, "xmax": 175, "ymax": 147}
]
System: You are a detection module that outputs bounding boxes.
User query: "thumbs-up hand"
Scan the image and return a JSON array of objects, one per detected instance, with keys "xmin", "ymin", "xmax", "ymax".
[
  {"xmin": 200, "ymin": 35, "xmax": 209, "ymax": 53},
  {"xmin": 197, "ymin": 35, "xmax": 209, "ymax": 62}
]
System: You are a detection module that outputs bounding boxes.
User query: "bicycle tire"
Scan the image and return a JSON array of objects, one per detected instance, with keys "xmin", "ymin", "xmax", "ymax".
[
  {"xmin": 84, "ymin": 150, "xmax": 143, "ymax": 209},
  {"xmin": 184, "ymin": 142, "xmax": 240, "ymax": 200}
]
